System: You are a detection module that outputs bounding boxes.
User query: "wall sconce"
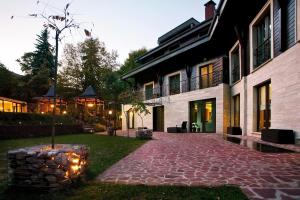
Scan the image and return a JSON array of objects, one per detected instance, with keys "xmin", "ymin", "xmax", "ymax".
[
  {"xmin": 50, "ymin": 104, "xmax": 54, "ymax": 108},
  {"xmin": 63, "ymin": 111, "xmax": 67, "ymax": 115},
  {"xmin": 108, "ymin": 110, "xmax": 113, "ymax": 115}
]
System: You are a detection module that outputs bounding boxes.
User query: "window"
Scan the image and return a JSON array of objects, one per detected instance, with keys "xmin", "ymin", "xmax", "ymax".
[
  {"xmin": 233, "ymin": 95, "xmax": 240, "ymax": 127},
  {"xmin": 257, "ymin": 82, "xmax": 271, "ymax": 131},
  {"xmin": 169, "ymin": 74, "xmax": 180, "ymax": 95},
  {"xmin": 144, "ymin": 83, "xmax": 154, "ymax": 100},
  {"xmin": 200, "ymin": 64, "xmax": 213, "ymax": 89},
  {"xmin": 230, "ymin": 43, "xmax": 240, "ymax": 84},
  {"xmin": 252, "ymin": 5, "xmax": 271, "ymax": 68}
]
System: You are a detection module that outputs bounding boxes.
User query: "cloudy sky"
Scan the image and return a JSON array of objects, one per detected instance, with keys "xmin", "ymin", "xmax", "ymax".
[{"xmin": 0, "ymin": 0, "xmax": 219, "ymax": 74}]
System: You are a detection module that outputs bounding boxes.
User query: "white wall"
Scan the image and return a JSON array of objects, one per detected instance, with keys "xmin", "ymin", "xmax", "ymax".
[
  {"xmin": 122, "ymin": 84, "xmax": 230, "ymax": 134},
  {"xmin": 246, "ymin": 43, "xmax": 300, "ymax": 139}
]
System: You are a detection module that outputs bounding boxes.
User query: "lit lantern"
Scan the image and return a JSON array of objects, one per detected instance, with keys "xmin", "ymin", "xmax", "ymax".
[
  {"xmin": 108, "ymin": 110, "xmax": 113, "ymax": 115},
  {"xmin": 87, "ymin": 103, "xmax": 94, "ymax": 108},
  {"xmin": 63, "ymin": 110, "xmax": 67, "ymax": 115},
  {"xmin": 50, "ymin": 104, "xmax": 54, "ymax": 108}
]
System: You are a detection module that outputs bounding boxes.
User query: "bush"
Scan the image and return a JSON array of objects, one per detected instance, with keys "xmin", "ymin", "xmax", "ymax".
[{"xmin": 0, "ymin": 112, "xmax": 75, "ymax": 125}]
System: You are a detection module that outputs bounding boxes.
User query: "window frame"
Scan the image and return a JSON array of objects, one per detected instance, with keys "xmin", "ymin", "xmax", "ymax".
[
  {"xmin": 199, "ymin": 64, "xmax": 214, "ymax": 89},
  {"xmin": 144, "ymin": 81, "xmax": 154, "ymax": 100},
  {"xmin": 167, "ymin": 72, "xmax": 181, "ymax": 95},
  {"xmin": 250, "ymin": 0, "xmax": 274, "ymax": 72},
  {"xmin": 229, "ymin": 41, "xmax": 241, "ymax": 85}
]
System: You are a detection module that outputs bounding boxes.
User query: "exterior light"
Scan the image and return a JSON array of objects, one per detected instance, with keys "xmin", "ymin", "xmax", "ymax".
[
  {"xmin": 63, "ymin": 111, "xmax": 67, "ymax": 115},
  {"xmin": 41, "ymin": 112, "xmax": 45, "ymax": 114},
  {"xmin": 50, "ymin": 104, "xmax": 54, "ymax": 108},
  {"xmin": 108, "ymin": 110, "xmax": 113, "ymax": 115},
  {"xmin": 87, "ymin": 103, "xmax": 94, "ymax": 108}
]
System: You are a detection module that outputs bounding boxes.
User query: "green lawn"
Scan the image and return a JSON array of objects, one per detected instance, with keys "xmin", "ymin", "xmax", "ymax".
[{"xmin": 0, "ymin": 134, "xmax": 248, "ymax": 200}]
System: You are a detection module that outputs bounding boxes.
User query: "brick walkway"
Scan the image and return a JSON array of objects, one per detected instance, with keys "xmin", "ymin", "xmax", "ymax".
[{"xmin": 97, "ymin": 133, "xmax": 300, "ymax": 200}]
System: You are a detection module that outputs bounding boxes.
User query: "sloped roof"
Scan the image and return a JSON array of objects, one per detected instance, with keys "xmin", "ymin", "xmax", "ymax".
[
  {"xmin": 43, "ymin": 85, "xmax": 55, "ymax": 97},
  {"xmin": 80, "ymin": 85, "xmax": 96, "ymax": 97}
]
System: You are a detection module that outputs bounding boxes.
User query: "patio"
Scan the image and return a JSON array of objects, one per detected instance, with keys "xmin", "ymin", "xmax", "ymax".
[{"xmin": 97, "ymin": 132, "xmax": 300, "ymax": 200}]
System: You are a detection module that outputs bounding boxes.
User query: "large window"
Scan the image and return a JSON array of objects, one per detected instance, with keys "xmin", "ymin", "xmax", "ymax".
[
  {"xmin": 230, "ymin": 44, "xmax": 240, "ymax": 84},
  {"xmin": 144, "ymin": 83, "xmax": 154, "ymax": 100},
  {"xmin": 257, "ymin": 82, "xmax": 271, "ymax": 131},
  {"xmin": 252, "ymin": 6, "xmax": 271, "ymax": 68},
  {"xmin": 233, "ymin": 94, "xmax": 240, "ymax": 127},
  {"xmin": 190, "ymin": 99, "xmax": 216, "ymax": 133},
  {"xmin": 169, "ymin": 74, "xmax": 180, "ymax": 95},
  {"xmin": 200, "ymin": 64, "xmax": 213, "ymax": 89}
]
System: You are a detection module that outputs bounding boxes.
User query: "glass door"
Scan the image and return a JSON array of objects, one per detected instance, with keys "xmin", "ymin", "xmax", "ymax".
[
  {"xmin": 190, "ymin": 99, "xmax": 216, "ymax": 133},
  {"xmin": 257, "ymin": 82, "xmax": 271, "ymax": 131}
]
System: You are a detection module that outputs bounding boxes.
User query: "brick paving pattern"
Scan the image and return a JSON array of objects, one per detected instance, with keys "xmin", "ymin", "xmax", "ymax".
[{"xmin": 97, "ymin": 133, "xmax": 300, "ymax": 200}]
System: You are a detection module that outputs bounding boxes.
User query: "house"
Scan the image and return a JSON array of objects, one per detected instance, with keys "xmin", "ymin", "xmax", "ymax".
[
  {"xmin": 121, "ymin": 0, "xmax": 300, "ymax": 143},
  {"xmin": 33, "ymin": 85, "xmax": 67, "ymax": 115},
  {"xmin": 0, "ymin": 96, "xmax": 27, "ymax": 113}
]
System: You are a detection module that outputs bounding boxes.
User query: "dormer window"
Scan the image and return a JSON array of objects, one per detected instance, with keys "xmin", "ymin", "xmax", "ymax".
[{"xmin": 229, "ymin": 42, "xmax": 241, "ymax": 84}]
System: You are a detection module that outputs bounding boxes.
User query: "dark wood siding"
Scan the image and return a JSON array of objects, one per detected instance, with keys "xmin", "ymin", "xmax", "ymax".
[{"xmin": 273, "ymin": 0, "xmax": 296, "ymax": 56}]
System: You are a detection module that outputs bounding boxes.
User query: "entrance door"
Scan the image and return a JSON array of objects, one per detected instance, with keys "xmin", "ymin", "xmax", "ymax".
[
  {"xmin": 153, "ymin": 106, "xmax": 164, "ymax": 132},
  {"xmin": 257, "ymin": 82, "xmax": 271, "ymax": 131},
  {"xmin": 190, "ymin": 99, "xmax": 216, "ymax": 133}
]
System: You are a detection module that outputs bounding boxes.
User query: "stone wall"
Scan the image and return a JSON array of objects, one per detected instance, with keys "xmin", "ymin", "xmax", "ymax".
[{"xmin": 7, "ymin": 144, "xmax": 88, "ymax": 190}]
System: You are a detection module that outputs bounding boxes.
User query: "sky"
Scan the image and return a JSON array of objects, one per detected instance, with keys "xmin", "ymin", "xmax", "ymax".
[{"xmin": 0, "ymin": 0, "xmax": 219, "ymax": 74}]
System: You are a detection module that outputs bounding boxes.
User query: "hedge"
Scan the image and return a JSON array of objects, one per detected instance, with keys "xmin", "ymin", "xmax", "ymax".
[
  {"xmin": 0, "ymin": 124, "xmax": 83, "ymax": 139},
  {"xmin": 0, "ymin": 112, "xmax": 74, "ymax": 125}
]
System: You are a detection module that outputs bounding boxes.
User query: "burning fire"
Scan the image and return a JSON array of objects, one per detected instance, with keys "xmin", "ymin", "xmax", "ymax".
[{"xmin": 64, "ymin": 152, "xmax": 86, "ymax": 177}]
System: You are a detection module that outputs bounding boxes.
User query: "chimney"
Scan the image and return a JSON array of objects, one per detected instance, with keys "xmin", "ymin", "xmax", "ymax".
[{"xmin": 204, "ymin": 0, "xmax": 216, "ymax": 20}]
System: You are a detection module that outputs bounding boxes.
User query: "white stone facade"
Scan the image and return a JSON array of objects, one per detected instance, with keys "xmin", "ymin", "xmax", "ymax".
[{"xmin": 122, "ymin": 83, "xmax": 230, "ymax": 134}]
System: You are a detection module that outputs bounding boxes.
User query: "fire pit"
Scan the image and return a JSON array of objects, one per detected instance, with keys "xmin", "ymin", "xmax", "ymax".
[{"xmin": 7, "ymin": 144, "xmax": 88, "ymax": 190}]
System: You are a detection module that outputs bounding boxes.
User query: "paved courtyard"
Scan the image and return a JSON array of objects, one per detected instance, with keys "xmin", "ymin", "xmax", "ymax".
[{"xmin": 97, "ymin": 133, "xmax": 300, "ymax": 200}]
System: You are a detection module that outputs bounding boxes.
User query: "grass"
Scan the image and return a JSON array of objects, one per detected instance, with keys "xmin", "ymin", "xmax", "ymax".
[{"xmin": 0, "ymin": 134, "xmax": 248, "ymax": 200}]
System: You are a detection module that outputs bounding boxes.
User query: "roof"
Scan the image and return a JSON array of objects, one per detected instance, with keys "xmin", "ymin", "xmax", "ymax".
[
  {"xmin": 0, "ymin": 96, "xmax": 27, "ymax": 104},
  {"xmin": 122, "ymin": 0, "xmax": 227, "ymax": 80},
  {"xmin": 43, "ymin": 85, "xmax": 55, "ymax": 97},
  {"xmin": 80, "ymin": 86, "xmax": 97, "ymax": 98},
  {"xmin": 137, "ymin": 18, "xmax": 212, "ymax": 62},
  {"xmin": 158, "ymin": 18, "xmax": 200, "ymax": 45}
]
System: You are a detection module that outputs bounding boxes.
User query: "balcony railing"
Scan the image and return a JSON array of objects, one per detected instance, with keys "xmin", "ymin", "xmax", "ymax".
[
  {"xmin": 137, "ymin": 70, "xmax": 223, "ymax": 101},
  {"xmin": 255, "ymin": 37, "xmax": 271, "ymax": 68}
]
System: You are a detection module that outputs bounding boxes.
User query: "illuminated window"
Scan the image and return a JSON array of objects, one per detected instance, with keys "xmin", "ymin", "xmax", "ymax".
[{"xmin": 200, "ymin": 64, "xmax": 213, "ymax": 89}]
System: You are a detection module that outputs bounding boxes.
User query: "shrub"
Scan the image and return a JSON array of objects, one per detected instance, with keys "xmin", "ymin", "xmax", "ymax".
[{"xmin": 0, "ymin": 112, "xmax": 75, "ymax": 125}]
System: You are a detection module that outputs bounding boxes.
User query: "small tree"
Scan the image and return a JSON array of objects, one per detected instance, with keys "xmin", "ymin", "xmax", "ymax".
[
  {"xmin": 131, "ymin": 102, "xmax": 150, "ymax": 128},
  {"xmin": 25, "ymin": 3, "xmax": 91, "ymax": 149}
]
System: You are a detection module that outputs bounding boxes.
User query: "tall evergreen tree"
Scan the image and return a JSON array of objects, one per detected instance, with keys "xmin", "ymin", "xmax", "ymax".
[
  {"xmin": 16, "ymin": 29, "xmax": 55, "ymax": 98},
  {"xmin": 17, "ymin": 28, "xmax": 55, "ymax": 77}
]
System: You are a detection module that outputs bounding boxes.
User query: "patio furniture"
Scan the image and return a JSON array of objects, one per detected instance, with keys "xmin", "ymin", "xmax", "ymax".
[
  {"xmin": 192, "ymin": 123, "xmax": 200, "ymax": 132},
  {"xmin": 261, "ymin": 129, "xmax": 295, "ymax": 144},
  {"xmin": 167, "ymin": 121, "xmax": 187, "ymax": 133},
  {"xmin": 227, "ymin": 127, "xmax": 242, "ymax": 135}
]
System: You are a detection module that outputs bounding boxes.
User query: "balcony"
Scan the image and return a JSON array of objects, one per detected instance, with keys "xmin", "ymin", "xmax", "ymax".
[{"xmin": 139, "ymin": 70, "xmax": 223, "ymax": 101}]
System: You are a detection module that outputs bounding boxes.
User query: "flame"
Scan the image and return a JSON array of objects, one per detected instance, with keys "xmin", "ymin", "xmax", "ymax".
[
  {"xmin": 72, "ymin": 158, "xmax": 80, "ymax": 164},
  {"xmin": 71, "ymin": 165, "xmax": 79, "ymax": 171}
]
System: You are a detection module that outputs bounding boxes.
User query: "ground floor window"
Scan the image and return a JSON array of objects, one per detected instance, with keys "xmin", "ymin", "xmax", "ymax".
[
  {"xmin": 127, "ymin": 109, "xmax": 134, "ymax": 129},
  {"xmin": 190, "ymin": 99, "xmax": 216, "ymax": 133},
  {"xmin": 233, "ymin": 94, "xmax": 240, "ymax": 127},
  {"xmin": 257, "ymin": 82, "xmax": 271, "ymax": 131}
]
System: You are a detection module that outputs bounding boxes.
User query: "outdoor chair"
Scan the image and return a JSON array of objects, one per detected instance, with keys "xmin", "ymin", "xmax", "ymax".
[{"xmin": 167, "ymin": 121, "xmax": 187, "ymax": 133}]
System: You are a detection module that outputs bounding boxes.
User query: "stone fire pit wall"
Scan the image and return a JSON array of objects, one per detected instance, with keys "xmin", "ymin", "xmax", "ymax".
[{"xmin": 7, "ymin": 144, "xmax": 89, "ymax": 190}]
